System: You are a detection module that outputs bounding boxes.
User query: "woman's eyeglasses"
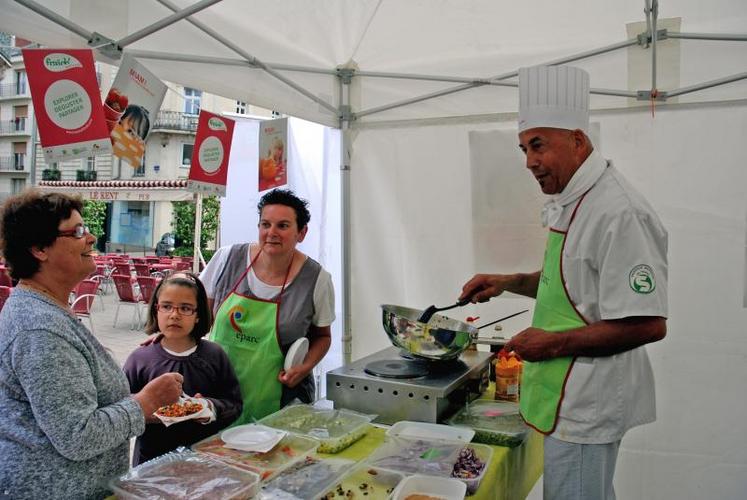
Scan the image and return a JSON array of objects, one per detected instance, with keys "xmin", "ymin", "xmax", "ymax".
[
  {"xmin": 156, "ymin": 303, "xmax": 197, "ymax": 316},
  {"xmin": 57, "ymin": 224, "xmax": 90, "ymax": 239}
]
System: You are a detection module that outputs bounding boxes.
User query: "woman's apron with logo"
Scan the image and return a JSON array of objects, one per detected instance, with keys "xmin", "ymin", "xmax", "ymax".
[
  {"xmin": 521, "ymin": 204, "xmax": 587, "ymax": 434},
  {"xmin": 211, "ymin": 252, "xmax": 291, "ymax": 424}
]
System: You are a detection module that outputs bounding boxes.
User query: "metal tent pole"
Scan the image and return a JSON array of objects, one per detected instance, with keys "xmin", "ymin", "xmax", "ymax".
[
  {"xmin": 116, "ymin": 0, "xmax": 223, "ymax": 49},
  {"xmin": 668, "ymin": 32, "xmax": 747, "ymax": 42},
  {"xmin": 193, "ymin": 193, "xmax": 203, "ymax": 274},
  {"xmin": 667, "ymin": 72, "xmax": 747, "ymax": 98},
  {"xmin": 13, "ymin": 0, "xmax": 93, "ymax": 41},
  {"xmin": 339, "ymin": 70, "xmax": 353, "ymax": 366},
  {"xmin": 155, "ymin": 0, "xmax": 338, "ymax": 116}
]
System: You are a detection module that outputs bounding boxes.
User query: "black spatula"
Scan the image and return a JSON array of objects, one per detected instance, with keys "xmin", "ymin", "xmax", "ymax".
[{"xmin": 417, "ymin": 297, "xmax": 471, "ymax": 324}]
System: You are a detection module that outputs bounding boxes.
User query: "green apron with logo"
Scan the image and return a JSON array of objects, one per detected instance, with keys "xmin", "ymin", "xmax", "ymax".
[
  {"xmin": 521, "ymin": 225, "xmax": 587, "ymax": 434},
  {"xmin": 210, "ymin": 252, "xmax": 291, "ymax": 424}
]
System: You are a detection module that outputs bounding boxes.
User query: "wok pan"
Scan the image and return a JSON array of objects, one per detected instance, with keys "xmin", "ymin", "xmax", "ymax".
[{"xmin": 381, "ymin": 304, "xmax": 528, "ymax": 361}]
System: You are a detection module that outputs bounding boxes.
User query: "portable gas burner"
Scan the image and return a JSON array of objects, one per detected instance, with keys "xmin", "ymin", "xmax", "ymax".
[{"xmin": 326, "ymin": 346, "xmax": 491, "ymax": 424}]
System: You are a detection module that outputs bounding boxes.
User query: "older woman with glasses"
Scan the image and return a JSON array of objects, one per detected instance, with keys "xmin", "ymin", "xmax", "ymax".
[{"xmin": 0, "ymin": 190, "xmax": 183, "ymax": 499}]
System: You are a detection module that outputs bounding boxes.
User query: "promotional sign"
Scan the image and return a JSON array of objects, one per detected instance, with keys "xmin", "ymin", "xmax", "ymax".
[
  {"xmin": 22, "ymin": 49, "xmax": 112, "ymax": 162},
  {"xmin": 107, "ymin": 55, "xmax": 167, "ymax": 168},
  {"xmin": 187, "ymin": 111, "xmax": 235, "ymax": 196},
  {"xmin": 258, "ymin": 117, "xmax": 288, "ymax": 192}
]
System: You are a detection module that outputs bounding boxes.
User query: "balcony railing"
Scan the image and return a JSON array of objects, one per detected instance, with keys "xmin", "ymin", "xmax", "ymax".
[
  {"xmin": 0, "ymin": 82, "xmax": 29, "ymax": 98},
  {"xmin": 0, "ymin": 154, "xmax": 27, "ymax": 172},
  {"xmin": 152, "ymin": 110, "xmax": 199, "ymax": 133},
  {"xmin": 0, "ymin": 118, "xmax": 29, "ymax": 135}
]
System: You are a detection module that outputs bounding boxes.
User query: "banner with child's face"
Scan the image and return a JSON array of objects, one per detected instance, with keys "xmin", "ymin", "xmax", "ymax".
[
  {"xmin": 258, "ymin": 117, "xmax": 288, "ymax": 192},
  {"xmin": 22, "ymin": 49, "xmax": 112, "ymax": 163},
  {"xmin": 106, "ymin": 55, "xmax": 166, "ymax": 168}
]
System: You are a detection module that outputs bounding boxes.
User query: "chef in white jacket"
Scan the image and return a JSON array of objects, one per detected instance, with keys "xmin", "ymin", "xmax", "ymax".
[{"xmin": 460, "ymin": 65, "xmax": 668, "ymax": 500}]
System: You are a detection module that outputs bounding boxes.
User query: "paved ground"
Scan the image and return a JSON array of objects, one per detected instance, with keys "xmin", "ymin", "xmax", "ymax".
[{"xmin": 85, "ymin": 284, "xmax": 150, "ymax": 367}]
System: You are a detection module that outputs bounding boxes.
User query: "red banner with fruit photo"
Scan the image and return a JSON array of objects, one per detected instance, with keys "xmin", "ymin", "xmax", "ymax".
[
  {"xmin": 187, "ymin": 111, "xmax": 235, "ymax": 197},
  {"xmin": 106, "ymin": 54, "xmax": 166, "ymax": 168},
  {"xmin": 258, "ymin": 117, "xmax": 288, "ymax": 192},
  {"xmin": 22, "ymin": 48, "xmax": 112, "ymax": 162}
]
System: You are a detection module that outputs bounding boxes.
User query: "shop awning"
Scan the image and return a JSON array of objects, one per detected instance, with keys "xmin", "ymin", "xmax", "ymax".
[{"xmin": 38, "ymin": 179, "xmax": 194, "ymax": 202}]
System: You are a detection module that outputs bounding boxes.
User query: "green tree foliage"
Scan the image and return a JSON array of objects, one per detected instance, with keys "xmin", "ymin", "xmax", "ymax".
[
  {"xmin": 82, "ymin": 200, "xmax": 107, "ymax": 243},
  {"xmin": 171, "ymin": 196, "xmax": 220, "ymax": 262}
]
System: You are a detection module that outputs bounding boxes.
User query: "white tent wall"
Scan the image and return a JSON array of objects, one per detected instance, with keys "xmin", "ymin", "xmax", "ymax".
[
  {"xmin": 349, "ymin": 100, "xmax": 747, "ymax": 497},
  {"xmin": 218, "ymin": 116, "xmax": 342, "ymax": 390}
]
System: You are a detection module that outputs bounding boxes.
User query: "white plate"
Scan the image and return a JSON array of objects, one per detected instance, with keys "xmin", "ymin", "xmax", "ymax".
[
  {"xmin": 221, "ymin": 424, "xmax": 286, "ymax": 453},
  {"xmin": 386, "ymin": 420, "xmax": 475, "ymax": 443},
  {"xmin": 284, "ymin": 337, "xmax": 309, "ymax": 371}
]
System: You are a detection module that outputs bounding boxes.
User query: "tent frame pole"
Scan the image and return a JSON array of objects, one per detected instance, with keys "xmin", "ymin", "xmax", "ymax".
[
  {"xmin": 154, "ymin": 0, "xmax": 338, "ymax": 116},
  {"xmin": 193, "ymin": 193, "xmax": 203, "ymax": 274},
  {"xmin": 13, "ymin": 0, "xmax": 93, "ymax": 41},
  {"xmin": 339, "ymin": 70, "xmax": 353, "ymax": 365}
]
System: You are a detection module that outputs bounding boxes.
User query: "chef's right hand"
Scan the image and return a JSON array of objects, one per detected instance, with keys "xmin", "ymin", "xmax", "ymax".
[
  {"xmin": 459, "ymin": 274, "xmax": 511, "ymax": 303},
  {"xmin": 133, "ymin": 372, "xmax": 183, "ymax": 422}
]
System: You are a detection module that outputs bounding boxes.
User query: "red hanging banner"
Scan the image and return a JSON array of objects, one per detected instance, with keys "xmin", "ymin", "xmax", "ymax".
[
  {"xmin": 187, "ymin": 110, "xmax": 235, "ymax": 197},
  {"xmin": 22, "ymin": 48, "xmax": 112, "ymax": 162}
]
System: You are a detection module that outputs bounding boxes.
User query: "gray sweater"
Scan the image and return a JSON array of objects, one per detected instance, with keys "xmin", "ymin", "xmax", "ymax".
[{"xmin": 0, "ymin": 288, "xmax": 145, "ymax": 499}]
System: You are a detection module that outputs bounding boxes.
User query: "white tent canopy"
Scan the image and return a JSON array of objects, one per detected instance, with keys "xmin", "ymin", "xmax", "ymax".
[{"xmin": 2, "ymin": 1, "xmax": 747, "ymax": 498}]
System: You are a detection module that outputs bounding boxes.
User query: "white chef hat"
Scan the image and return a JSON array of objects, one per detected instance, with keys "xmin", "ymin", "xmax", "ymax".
[{"xmin": 518, "ymin": 65, "xmax": 590, "ymax": 133}]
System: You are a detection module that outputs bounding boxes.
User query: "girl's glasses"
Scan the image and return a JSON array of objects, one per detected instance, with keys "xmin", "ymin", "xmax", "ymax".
[{"xmin": 157, "ymin": 303, "xmax": 197, "ymax": 316}]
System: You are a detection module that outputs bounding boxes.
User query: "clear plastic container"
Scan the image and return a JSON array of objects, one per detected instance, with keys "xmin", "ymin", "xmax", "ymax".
[
  {"xmin": 446, "ymin": 399, "xmax": 528, "ymax": 448},
  {"xmin": 260, "ymin": 456, "xmax": 354, "ymax": 499},
  {"xmin": 110, "ymin": 450, "xmax": 260, "ymax": 500},
  {"xmin": 259, "ymin": 404, "xmax": 372, "ymax": 454},
  {"xmin": 390, "ymin": 474, "xmax": 466, "ymax": 500},
  {"xmin": 191, "ymin": 431, "xmax": 319, "ymax": 481},
  {"xmin": 321, "ymin": 464, "xmax": 405, "ymax": 500},
  {"xmin": 451, "ymin": 444, "xmax": 493, "ymax": 495},
  {"xmin": 365, "ymin": 436, "xmax": 463, "ymax": 477}
]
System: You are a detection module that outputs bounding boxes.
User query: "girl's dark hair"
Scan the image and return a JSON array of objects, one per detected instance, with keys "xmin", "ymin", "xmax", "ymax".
[
  {"xmin": 257, "ymin": 188, "xmax": 310, "ymax": 230},
  {"xmin": 0, "ymin": 190, "xmax": 83, "ymax": 279},
  {"xmin": 121, "ymin": 105, "xmax": 150, "ymax": 140},
  {"xmin": 145, "ymin": 271, "xmax": 212, "ymax": 341}
]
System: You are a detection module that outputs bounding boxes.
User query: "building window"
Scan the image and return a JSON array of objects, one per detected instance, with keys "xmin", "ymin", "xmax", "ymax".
[
  {"xmin": 15, "ymin": 71, "xmax": 27, "ymax": 95},
  {"xmin": 134, "ymin": 152, "xmax": 146, "ymax": 177},
  {"xmin": 184, "ymin": 88, "xmax": 202, "ymax": 115},
  {"xmin": 11, "ymin": 179, "xmax": 26, "ymax": 194},
  {"xmin": 86, "ymin": 156, "xmax": 95, "ymax": 171},
  {"xmin": 236, "ymin": 101, "xmax": 247, "ymax": 114},
  {"xmin": 182, "ymin": 144, "xmax": 194, "ymax": 167}
]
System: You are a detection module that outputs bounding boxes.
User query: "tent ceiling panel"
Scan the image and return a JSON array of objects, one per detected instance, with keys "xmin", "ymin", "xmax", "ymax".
[{"xmin": 0, "ymin": 0, "xmax": 744, "ymax": 125}]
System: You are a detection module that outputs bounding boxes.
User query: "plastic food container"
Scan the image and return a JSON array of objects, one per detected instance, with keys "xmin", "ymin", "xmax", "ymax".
[
  {"xmin": 321, "ymin": 464, "xmax": 405, "ymax": 500},
  {"xmin": 390, "ymin": 474, "xmax": 467, "ymax": 500},
  {"xmin": 387, "ymin": 421, "xmax": 474, "ymax": 443},
  {"xmin": 259, "ymin": 404, "xmax": 372, "ymax": 454},
  {"xmin": 110, "ymin": 450, "xmax": 260, "ymax": 500},
  {"xmin": 365, "ymin": 436, "xmax": 463, "ymax": 477},
  {"xmin": 446, "ymin": 399, "xmax": 529, "ymax": 448},
  {"xmin": 191, "ymin": 431, "xmax": 319, "ymax": 481},
  {"xmin": 451, "ymin": 444, "xmax": 493, "ymax": 495},
  {"xmin": 261, "ymin": 456, "xmax": 354, "ymax": 499}
]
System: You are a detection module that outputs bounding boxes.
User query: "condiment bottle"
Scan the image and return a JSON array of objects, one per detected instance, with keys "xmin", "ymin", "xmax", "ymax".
[{"xmin": 494, "ymin": 349, "xmax": 522, "ymax": 402}]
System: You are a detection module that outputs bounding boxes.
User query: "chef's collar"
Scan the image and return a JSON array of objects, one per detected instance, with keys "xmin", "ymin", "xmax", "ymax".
[{"xmin": 540, "ymin": 148, "xmax": 607, "ymax": 228}]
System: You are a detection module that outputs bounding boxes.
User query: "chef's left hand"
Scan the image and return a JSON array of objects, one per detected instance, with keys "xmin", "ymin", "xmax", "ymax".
[
  {"xmin": 278, "ymin": 364, "xmax": 311, "ymax": 388},
  {"xmin": 505, "ymin": 327, "xmax": 565, "ymax": 362}
]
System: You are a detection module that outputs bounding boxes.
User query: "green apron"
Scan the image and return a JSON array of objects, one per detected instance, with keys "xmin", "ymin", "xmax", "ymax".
[
  {"xmin": 521, "ymin": 211, "xmax": 587, "ymax": 434},
  {"xmin": 210, "ymin": 251, "xmax": 291, "ymax": 424}
]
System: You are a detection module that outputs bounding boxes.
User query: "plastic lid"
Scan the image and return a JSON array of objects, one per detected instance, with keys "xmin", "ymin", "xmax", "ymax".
[{"xmin": 284, "ymin": 337, "xmax": 309, "ymax": 371}]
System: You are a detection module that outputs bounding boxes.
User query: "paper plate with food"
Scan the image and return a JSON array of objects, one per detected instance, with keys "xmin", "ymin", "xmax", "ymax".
[{"xmin": 154, "ymin": 394, "xmax": 213, "ymax": 426}]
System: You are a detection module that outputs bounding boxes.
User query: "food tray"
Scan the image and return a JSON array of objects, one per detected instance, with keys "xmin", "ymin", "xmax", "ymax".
[
  {"xmin": 364, "ymin": 436, "xmax": 463, "ymax": 477},
  {"xmin": 446, "ymin": 399, "xmax": 528, "ymax": 448},
  {"xmin": 450, "ymin": 444, "xmax": 493, "ymax": 495},
  {"xmin": 110, "ymin": 450, "xmax": 260, "ymax": 500},
  {"xmin": 260, "ymin": 456, "xmax": 354, "ymax": 499},
  {"xmin": 387, "ymin": 421, "xmax": 473, "ymax": 443},
  {"xmin": 191, "ymin": 431, "xmax": 319, "ymax": 481},
  {"xmin": 321, "ymin": 464, "xmax": 405, "ymax": 500},
  {"xmin": 390, "ymin": 474, "xmax": 466, "ymax": 500},
  {"xmin": 260, "ymin": 404, "xmax": 372, "ymax": 454}
]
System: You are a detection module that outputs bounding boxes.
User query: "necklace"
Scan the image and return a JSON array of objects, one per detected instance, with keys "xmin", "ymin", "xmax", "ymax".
[{"xmin": 19, "ymin": 279, "xmax": 73, "ymax": 312}]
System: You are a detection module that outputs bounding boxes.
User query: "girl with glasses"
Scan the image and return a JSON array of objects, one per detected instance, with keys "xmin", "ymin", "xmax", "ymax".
[{"xmin": 123, "ymin": 272, "xmax": 242, "ymax": 466}]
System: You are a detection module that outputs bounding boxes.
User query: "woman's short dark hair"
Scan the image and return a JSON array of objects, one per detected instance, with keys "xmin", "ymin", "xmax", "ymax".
[
  {"xmin": 145, "ymin": 271, "xmax": 212, "ymax": 341},
  {"xmin": 0, "ymin": 190, "xmax": 83, "ymax": 279},
  {"xmin": 257, "ymin": 188, "xmax": 310, "ymax": 230}
]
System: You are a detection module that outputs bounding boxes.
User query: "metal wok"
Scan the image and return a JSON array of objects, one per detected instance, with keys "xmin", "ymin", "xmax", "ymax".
[{"xmin": 382, "ymin": 304, "xmax": 481, "ymax": 361}]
